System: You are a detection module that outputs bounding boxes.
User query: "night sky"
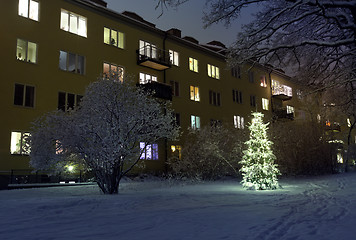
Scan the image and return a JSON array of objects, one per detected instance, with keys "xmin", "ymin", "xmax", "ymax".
[{"xmin": 104, "ymin": 0, "xmax": 257, "ymax": 46}]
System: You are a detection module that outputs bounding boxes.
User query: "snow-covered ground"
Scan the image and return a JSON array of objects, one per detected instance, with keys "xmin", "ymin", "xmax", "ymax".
[{"xmin": 1, "ymin": 173, "xmax": 356, "ymax": 240}]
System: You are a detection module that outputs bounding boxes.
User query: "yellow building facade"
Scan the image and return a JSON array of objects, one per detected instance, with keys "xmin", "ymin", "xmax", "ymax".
[{"xmin": 0, "ymin": 0, "xmax": 319, "ymax": 180}]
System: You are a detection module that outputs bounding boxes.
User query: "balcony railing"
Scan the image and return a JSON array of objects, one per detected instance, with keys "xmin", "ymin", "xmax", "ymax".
[
  {"xmin": 272, "ymin": 83, "xmax": 292, "ymax": 100},
  {"xmin": 325, "ymin": 122, "xmax": 341, "ymax": 132},
  {"xmin": 137, "ymin": 46, "xmax": 171, "ymax": 71},
  {"xmin": 273, "ymin": 108, "xmax": 294, "ymax": 120},
  {"xmin": 137, "ymin": 81, "xmax": 172, "ymax": 101}
]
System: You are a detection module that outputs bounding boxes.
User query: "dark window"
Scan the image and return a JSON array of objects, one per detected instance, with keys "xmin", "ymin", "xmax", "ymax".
[
  {"xmin": 233, "ymin": 89, "xmax": 242, "ymax": 104},
  {"xmin": 58, "ymin": 92, "xmax": 66, "ymax": 111},
  {"xmin": 14, "ymin": 84, "xmax": 34, "ymax": 107},
  {"xmin": 210, "ymin": 119, "xmax": 222, "ymax": 127},
  {"xmin": 25, "ymin": 86, "xmax": 35, "ymax": 107},
  {"xmin": 67, "ymin": 93, "xmax": 75, "ymax": 110},
  {"xmin": 248, "ymin": 71, "xmax": 254, "ymax": 83},
  {"xmin": 170, "ymin": 81, "xmax": 180, "ymax": 97},
  {"xmin": 231, "ymin": 66, "xmax": 241, "ymax": 78},
  {"xmin": 14, "ymin": 84, "xmax": 24, "ymax": 106},
  {"xmin": 175, "ymin": 113, "xmax": 180, "ymax": 126},
  {"xmin": 209, "ymin": 90, "xmax": 221, "ymax": 106},
  {"xmin": 58, "ymin": 92, "xmax": 81, "ymax": 111},
  {"xmin": 250, "ymin": 95, "xmax": 256, "ymax": 107}
]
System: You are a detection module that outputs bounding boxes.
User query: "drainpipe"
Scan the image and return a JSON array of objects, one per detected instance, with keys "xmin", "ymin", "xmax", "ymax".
[{"xmin": 163, "ymin": 31, "xmax": 169, "ymax": 173}]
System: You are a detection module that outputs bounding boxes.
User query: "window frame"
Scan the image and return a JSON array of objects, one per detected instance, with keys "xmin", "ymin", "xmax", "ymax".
[
  {"xmin": 189, "ymin": 57, "xmax": 198, "ymax": 72},
  {"xmin": 139, "ymin": 72, "xmax": 157, "ymax": 84},
  {"xmin": 262, "ymin": 98, "xmax": 269, "ymax": 110},
  {"xmin": 233, "ymin": 115, "xmax": 245, "ymax": 129},
  {"xmin": 103, "ymin": 62, "xmax": 124, "ymax": 82},
  {"xmin": 16, "ymin": 38, "xmax": 38, "ymax": 64},
  {"xmin": 231, "ymin": 66, "xmax": 241, "ymax": 78},
  {"xmin": 59, "ymin": 50, "xmax": 86, "ymax": 75},
  {"xmin": 103, "ymin": 26, "xmax": 124, "ymax": 49},
  {"xmin": 232, "ymin": 89, "xmax": 243, "ymax": 104},
  {"xmin": 169, "ymin": 50, "xmax": 179, "ymax": 66},
  {"xmin": 248, "ymin": 70, "xmax": 254, "ymax": 83},
  {"xmin": 207, "ymin": 64, "xmax": 220, "ymax": 79},
  {"xmin": 60, "ymin": 9, "xmax": 87, "ymax": 38},
  {"xmin": 58, "ymin": 92, "xmax": 83, "ymax": 111},
  {"xmin": 18, "ymin": 0, "xmax": 39, "ymax": 21},
  {"xmin": 140, "ymin": 142, "xmax": 159, "ymax": 160},
  {"xmin": 209, "ymin": 90, "xmax": 221, "ymax": 106},
  {"xmin": 170, "ymin": 81, "xmax": 180, "ymax": 97},
  {"xmin": 14, "ymin": 83, "xmax": 35, "ymax": 108},
  {"xmin": 190, "ymin": 85, "xmax": 200, "ymax": 102},
  {"xmin": 250, "ymin": 95, "xmax": 256, "ymax": 107},
  {"xmin": 190, "ymin": 115, "xmax": 201, "ymax": 130},
  {"xmin": 10, "ymin": 131, "xmax": 31, "ymax": 155}
]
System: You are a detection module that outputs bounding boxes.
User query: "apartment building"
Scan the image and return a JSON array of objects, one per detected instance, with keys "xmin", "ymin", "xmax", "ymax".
[{"xmin": 0, "ymin": 0, "xmax": 316, "ymax": 180}]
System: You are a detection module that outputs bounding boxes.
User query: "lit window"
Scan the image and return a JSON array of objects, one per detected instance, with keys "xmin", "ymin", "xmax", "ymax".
[
  {"xmin": 58, "ymin": 92, "xmax": 82, "ymax": 111},
  {"xmin": 169, "ymin": 50, "xmax": 179, "ymax": 66},
  {"xmin": 59, "ymin": 51, "xmax": 85, "ymax": 75},
  {"xmin": 233, "ymin": 115, "xmax": 244, "ymax": 129},
  {"xmin": 287, "ymin": 105, "xmax": 294, "ymax": 114},
  {"xmin": 139, "ymin": 40, "xmax": 157, "ymax": 58},
  {"xmin": 260, "ymin": 75, "xmax": 267, "ymax": 87},
  {"xmin": 140, "ymin": 142, "xmax": 158, "ymax": 160},
  {"xmin": 60, "ymin": 9, "xmax": 87, "ymax": 37},
  {"xmin": 18, "ymin": 0, "xmax": 39, "ymax": 21},
  {"xmin": 16, "ymin": 39, "xmax": 37, "ymax": 63},
  {"xmin": 170, "ymin": 81, "xmax": 180, "ymax": 97},
  {"xmin": 209, "ymin": 90, "xmax": 221, "ymax": 106},
  {"xmin": 14, "ymin": 84, "xmax": 35, "ymax": 108},
  {"xmin": 171, "ymin": 145, "xmax": 182, "ymax": 159},
  {"xmin": 248, "ymin": 71, "xmax": 254, "ymax": 83},
  {"xmin": 103, "ymin": 62, "xmax": 124, "ymax": 82},
  {"xmin": 139, "ymin": 73, "xmax": 157, "ymax": 84},
  {"xmin": 189, "ymin": 57, "xmax": 198, "ymax": 72},
  {"xmin": 347, "ymin": 118, "xmax": 351, "ymax": 128},
  {"xmin": 191, "ymin": 115, "xmax": 201, "ymax": 130},
  {"xmin": 207, "ymin": 64, "xmax": 220, "ymax": 79},
  {"xmin": 337, "ymin": 152, "xmax": 343, "ymax": 164},
  {"xmin": 104, "ymin": 27, "xmax": 124, "ymax": 49},
  {"xmin": 190, "ymin": 86, "xmax": 200, "ymax": 102},
  {"xmin": 10, "ymin": 131, "xmax": 31, "ymax": 155},
  {"xmin": 262, "ymin": 98, "xmax": 269, "ymax": 110}
]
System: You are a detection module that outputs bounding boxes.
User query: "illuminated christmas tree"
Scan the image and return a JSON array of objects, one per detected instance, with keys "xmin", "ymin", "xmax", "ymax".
[{"xmin": 240, "ymin": 112, "xmax": 280, "ymax": 190}]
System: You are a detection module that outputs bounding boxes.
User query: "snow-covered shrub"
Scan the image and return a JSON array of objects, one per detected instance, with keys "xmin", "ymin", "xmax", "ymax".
[
  {"xmin": 270, "ymin": 120, "xmax": 334, "ymax": 175},
  {"xmin": 168, "ymin": 125, "xmax": 246, "ymax": 180},
  {"xmin": 240, "ymin": 112, "xmax": 280, "ymax": 190},
  {"xmin": 28, "ymin": 74, "xmax": 179, "ymax": 194}
]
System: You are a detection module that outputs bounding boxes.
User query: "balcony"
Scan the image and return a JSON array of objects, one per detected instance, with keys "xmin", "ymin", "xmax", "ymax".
[
  {"xmin": 272, "ymin": 82, "xmax": 292, "ymax": 100},
  {"xmin": 273, "ymin": 108, "xmax": 294, "ymax": 120},
  {"xmin": 137, "ymin": 81, "xmax": 172, "ymax": 101},
  {"xmin": 137, "ymin": 46, "xmax": 171, "ymax": 71},
  {"xmin": 325, "ymin": 122, "xmax": 341, "ymax": 132}
]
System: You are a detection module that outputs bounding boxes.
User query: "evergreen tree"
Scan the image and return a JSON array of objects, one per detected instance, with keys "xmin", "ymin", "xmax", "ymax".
[{"xmin": 240, "ymin": 112, "xmax": 280, "ymax": 190}]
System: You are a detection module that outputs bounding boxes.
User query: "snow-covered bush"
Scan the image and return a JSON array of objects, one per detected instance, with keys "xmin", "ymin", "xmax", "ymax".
[
  {"xmin": 168, "ymin": 125, "xmax": 246, "ymax": 180},
  {"xmin": 270, "ymin": 120, "xmax": 334, "ymax": 175},
  {"xmin": 240, "ymin": 112, "xmax": 280, "ymax": 190},
  {"xmin": 28, "ymin": 74, "xmax": 179, "ymax": 194}
]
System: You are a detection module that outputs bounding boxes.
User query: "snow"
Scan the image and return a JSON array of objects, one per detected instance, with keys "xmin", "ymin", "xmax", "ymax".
[{"xmin": 1, "ymin": 173, "xmax": 356, "ymax": 240}]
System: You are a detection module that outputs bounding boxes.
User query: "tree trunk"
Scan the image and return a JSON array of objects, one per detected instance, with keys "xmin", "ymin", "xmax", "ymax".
[{"xmin": 95, "ymin": 168, "xmax": 122, "ymax": 194}]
